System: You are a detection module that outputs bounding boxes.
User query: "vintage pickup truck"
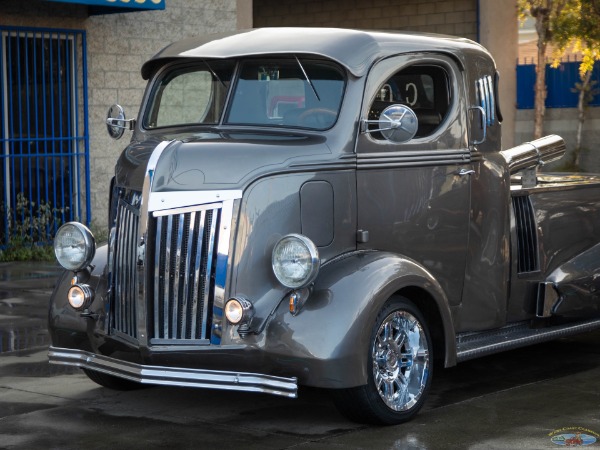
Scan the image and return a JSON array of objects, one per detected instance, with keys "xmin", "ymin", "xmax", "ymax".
[{"xmin": 49, "ymin": 28, "xmax": 600, "ymax": 425}]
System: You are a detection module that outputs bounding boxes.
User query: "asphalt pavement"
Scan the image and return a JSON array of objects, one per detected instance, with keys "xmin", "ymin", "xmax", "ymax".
[{"xmin": 1, "ymin": 261, "xmax": 600, "ymax": 449}]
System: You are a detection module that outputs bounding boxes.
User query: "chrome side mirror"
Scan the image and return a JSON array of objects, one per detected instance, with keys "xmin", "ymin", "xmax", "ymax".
[
  {"xmin": 106, "ymin": 104, "xmax": 135, "ymax": 140},
  {"xmin": 362, "ymin": 104, "xmax": 418, "ymax": 144}
]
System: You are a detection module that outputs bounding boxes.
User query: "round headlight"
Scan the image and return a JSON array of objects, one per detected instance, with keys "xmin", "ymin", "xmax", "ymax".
[
  {"xmin": 272, "ymin": 234, "xmax": 320, "ymax": 289},
  {"xmin": 54, "ymin": 222, "xmax": 96, "ymax": 271}
]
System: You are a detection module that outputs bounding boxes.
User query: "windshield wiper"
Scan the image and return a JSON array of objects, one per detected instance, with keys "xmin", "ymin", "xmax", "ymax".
[
  {"xmin": 295, "ymin": 55, "xmax": 321, "ymax": 102},
  {"xmin": 203, "ymin": 59, "xmax": 226, "ymax": 89}
]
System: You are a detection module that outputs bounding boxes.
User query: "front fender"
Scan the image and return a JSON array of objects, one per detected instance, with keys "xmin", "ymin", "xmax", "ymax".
[{"xmin": 263, "ymin": 250, "xmax": 456, "ymax": 388}]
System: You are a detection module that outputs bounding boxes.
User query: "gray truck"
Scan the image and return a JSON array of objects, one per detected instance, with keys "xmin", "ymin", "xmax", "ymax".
[{"xmin": 49, "ymin": 28, "xmax": 600, "ymax": 424}]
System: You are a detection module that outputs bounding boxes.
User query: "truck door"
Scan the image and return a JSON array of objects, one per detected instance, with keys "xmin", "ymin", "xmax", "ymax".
[{"xmin": 356, "ymin": 54, "xmax": 471, "ymax": 312}]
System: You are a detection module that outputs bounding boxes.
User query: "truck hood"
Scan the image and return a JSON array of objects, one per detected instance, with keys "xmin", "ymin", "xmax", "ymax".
[{"xmin": 114, "ymin": 130, "xmax": 339, "ymax": 192}]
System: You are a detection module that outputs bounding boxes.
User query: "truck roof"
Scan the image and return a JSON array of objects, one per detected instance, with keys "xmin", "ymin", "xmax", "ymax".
[{"xmin": 141, "ymin": 27, "xmax": 491, "ymax": 80}]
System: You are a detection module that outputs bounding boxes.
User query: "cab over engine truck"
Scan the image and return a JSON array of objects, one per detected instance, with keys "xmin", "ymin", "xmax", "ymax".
[{"xmin": 49, "ymin": 28, "xmax": 600, "ymax": 425}]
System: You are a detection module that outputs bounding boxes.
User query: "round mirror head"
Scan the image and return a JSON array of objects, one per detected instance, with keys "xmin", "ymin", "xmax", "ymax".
[
  {"xmin": 106, "ymin": 104, "xmax": 126, "ymax": 140},
  {"xmin": 379, "ymin": 104, "xmax": 418, "ymax": 143}
]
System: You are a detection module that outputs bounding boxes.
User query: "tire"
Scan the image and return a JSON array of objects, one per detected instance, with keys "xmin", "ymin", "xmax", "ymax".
[
  {"xmin": 83, "ymin": 369, "xmax": 145, "ymax": 391},
  {"xmin": 331, "ymin": 296, "xmax": 433, "ymax": 425}
]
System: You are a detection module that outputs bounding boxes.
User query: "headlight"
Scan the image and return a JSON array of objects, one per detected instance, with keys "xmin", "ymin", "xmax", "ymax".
[
  {"xmin": 272, "ymin": 234, "xmax": 320, "ymax": 289},
  {"xmin": 54, "ymin": 222, "xmax": 96, "ymax": 271}
]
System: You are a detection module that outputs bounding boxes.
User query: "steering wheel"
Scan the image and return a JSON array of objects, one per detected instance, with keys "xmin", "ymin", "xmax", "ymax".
[{"xmin": 297, "ymin": 108, "xmax": 337, "ymax": 129}]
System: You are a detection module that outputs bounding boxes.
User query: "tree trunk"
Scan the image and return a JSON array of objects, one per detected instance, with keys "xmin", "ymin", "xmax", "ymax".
[
  {"xmin": 574, "ymin": 70, "xmax": 593, "ymax": 167},
  {"xmin": 533, "ymin": 13, "xmax": 549, "ymax": 139}
]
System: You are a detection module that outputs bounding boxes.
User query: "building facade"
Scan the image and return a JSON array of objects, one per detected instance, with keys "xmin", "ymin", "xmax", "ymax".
[
  {"xmin": 0, "ymin": 0, "xmax": 518, "ymax": 243},
  {"xmin": 0, "ymin": 0, "xmax": 244, "ymax": 241}
]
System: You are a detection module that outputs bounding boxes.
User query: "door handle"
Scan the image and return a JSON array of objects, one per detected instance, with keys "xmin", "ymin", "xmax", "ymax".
[{"xmin": 458, "ymin": 169, "xmax": 475, "ymax": 176}]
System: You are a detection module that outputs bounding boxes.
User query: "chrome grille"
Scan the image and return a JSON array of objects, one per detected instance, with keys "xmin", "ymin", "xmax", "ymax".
[
  {"xmin": 151, "ymin": 204, "xmax": 221, "ymax": 343},
  {"xmin": 112, "ymin": 197, "xmax": 141, "ymax": 338}
]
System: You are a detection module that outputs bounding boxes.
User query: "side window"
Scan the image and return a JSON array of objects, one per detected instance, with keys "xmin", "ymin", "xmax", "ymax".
[{"xmin": 368, "ymin": 65, "xmax": 451, "ymax": 139}]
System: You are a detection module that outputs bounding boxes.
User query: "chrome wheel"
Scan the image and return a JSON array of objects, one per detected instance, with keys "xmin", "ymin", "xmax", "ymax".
[
  {"xmin": 330, "ymin": 297, "xmax": 432, "ymax": 424},
  {"xmin": 372, "ymin": 309, "xmax": 430, "ymax": 412}
]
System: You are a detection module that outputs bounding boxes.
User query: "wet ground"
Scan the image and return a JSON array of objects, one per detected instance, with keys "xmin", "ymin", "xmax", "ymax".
[{"xmin": 2, "ymin": 261, "xmax": 600, "ymax": 449}]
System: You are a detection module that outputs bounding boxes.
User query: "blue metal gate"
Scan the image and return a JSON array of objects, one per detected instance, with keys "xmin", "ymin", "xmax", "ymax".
[
  {"xmin": 517, "ymin": 60, "xmax": 600, "ymax": 109},
  {"xmin": 0, "ymin": 26, "xmax": 90, "ymax": 246}
]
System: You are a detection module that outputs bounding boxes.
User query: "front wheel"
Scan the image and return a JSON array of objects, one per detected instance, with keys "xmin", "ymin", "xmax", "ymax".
[{"xmin": 331, "ymin": 296, "xmax": 432, "ymax": 425}]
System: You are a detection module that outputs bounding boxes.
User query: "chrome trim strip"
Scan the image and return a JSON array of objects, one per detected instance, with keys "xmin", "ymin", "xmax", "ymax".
[
  {"xmin": 149, "ymin": 190, "xmax": 242, "ymax": 213},
  {"xmin": 153, "ymin": 216, "xmax": 162, "ymax": 339},
  {"xmin": 204, "ymin": 209, "xmax": 218, "ymax": 339},
  {"xmin": 140, "ymin": 140, "xmax": 173, "ymax": 228},
  {"xmin": 152, "ymin": 202, "xmax": 223, "ymax": 217},
  {"xmin": 358, "ymin": 149, "xmax": 470, "ymax": 159},
  {"xmin": 456, "ymin": 318, "xmax": 600, "ymax": 362},
  {"xmin": 138, "ymin": 140, "xmax": 175, "ymax": 347},
  {"xmin": 211, "ymin": 198, "xmax": 236, "ymax": 344},
  {"xmin": 357, "ymin": 150, "xmax": 470, "ymax": 166},
  {"xmin": 48, "ymin": 346, "xmax": 298, "ymax": 398}
]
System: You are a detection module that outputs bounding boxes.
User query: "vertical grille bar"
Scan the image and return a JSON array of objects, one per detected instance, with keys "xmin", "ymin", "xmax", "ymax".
[
  {"xmin": 112, "ymin": 198, "xmax": 139, "ymax": 338},
  {"xmin": 163, "ymin": 214, "xmax": 172, "ymax": 338},
  {"xmin": 190, "ymin": 210, "xmax": 205, "ymax": 339},
  {"xmin": 181, "ymin": 211, "xmax": 196, "ymax": 338},
  {"xmin": 151, "ymin": 205, "xmax": 221, "ymax": 343},
  {"xmin": 172, "ymin": 214, "xmax": 184, "ymax": 338}
]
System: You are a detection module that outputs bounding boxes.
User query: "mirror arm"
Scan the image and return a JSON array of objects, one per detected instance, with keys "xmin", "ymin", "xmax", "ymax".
[
  {"xmin": 106, "ymin": 117, "xmax": 136, "ymax": 131},
  {"xmin": 361, "ymin": 119, "xmax": 394, "ymax": 133}
]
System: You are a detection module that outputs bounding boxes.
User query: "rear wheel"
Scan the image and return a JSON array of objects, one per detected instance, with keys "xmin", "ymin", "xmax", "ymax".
[
  {"xmin": 83, "ymin": 369, "xmax": 145, "ymax": 391},
  {"xmin": 332, "ymin": 296, "xmax": 432, "ymax": 425}
]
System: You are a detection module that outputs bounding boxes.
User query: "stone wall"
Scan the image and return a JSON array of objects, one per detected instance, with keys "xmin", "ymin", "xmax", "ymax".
[
  {"xmin": 0, "ymin": 0, "xmax": 238, "ymax": 229},
  {"xmin": 84, "ymin": 1, "xmax": 237, "ymax": 228},
  {"xmin": 253, "ymin": 0, "xmax": 478, "ymax": 40}
]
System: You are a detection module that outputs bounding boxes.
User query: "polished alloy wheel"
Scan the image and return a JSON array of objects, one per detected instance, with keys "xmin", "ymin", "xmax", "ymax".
[{"xmin": 372, "ymin": 309, "xmax": 430, "ymax": 411}]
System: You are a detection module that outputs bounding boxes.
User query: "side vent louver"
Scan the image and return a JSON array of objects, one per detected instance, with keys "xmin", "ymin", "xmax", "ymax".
[{"xmin": 512, "ymin": 195, "xmax": 539, "ymax": 273}]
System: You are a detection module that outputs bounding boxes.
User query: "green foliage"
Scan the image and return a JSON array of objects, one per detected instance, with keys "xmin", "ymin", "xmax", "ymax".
[
  {"xmin": 551, "ymin": 0, "xmax": 600, "ymax": 76},
  {"xmin": 0, "ymin": 193, "xmax": 68, "ymax": 262},
  {"xmin": 0, "ymin": 235, "xmax": 56, "ymax": 262},
  {"xmin": 571, "ymin": 77, "xmax": 599, "ymax": 104}
]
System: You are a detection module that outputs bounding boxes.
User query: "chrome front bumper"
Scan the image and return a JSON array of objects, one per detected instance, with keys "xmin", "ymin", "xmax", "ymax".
[{"xmin": 48, "ymin": 346, "xmax": 298, "ymax": 398}]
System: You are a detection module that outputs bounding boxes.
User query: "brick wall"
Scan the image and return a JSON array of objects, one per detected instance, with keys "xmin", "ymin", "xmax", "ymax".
[
  {"xmin": 0, "ymin": 0, "xmax": 237, "ymax": 230},
  {"xmin": 253, "ymin": 0, "xmax": 478, "ymax": 40}
]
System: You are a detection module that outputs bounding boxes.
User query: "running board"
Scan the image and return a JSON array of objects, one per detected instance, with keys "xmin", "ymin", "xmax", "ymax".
[{"xmin": 456, "ymin": 318, "xmax": 600, "ymax": 362}]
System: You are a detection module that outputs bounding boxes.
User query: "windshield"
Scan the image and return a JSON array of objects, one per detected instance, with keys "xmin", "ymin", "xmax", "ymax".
[
  {"xmin": 144, "ymin": 58, "xmax": 346, "ymax": 131},
  {"xmin": 144, "ymin": 61, "xmax": 234, "ymax": 129}
]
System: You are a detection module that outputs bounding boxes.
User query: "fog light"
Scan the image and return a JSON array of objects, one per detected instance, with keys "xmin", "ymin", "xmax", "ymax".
[
  {"xmin": 225, "ymin": 297, "xmax": 254, "ymax": 325},
  {"xmin": 67, "ymin": 284, "xmax": 93, "ymax": 310}
]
